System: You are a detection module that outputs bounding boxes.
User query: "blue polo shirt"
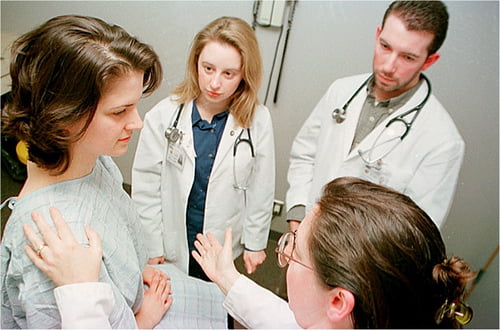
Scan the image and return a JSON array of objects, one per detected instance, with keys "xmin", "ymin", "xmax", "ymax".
[{"xmin": 186, "ymin": 102, "xmax": 229, "ymax": 251}]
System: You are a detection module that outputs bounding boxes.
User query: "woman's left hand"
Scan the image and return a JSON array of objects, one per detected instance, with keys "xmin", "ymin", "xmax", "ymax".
[{"xmin": 23, "ymin": 206, "xmax": 103, "ymax": 286}]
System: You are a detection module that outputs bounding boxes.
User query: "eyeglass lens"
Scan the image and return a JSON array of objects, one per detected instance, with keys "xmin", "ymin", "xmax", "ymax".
[{"xmin": 276, "ymin": 231, "xmax": 294, "ymax": 268}]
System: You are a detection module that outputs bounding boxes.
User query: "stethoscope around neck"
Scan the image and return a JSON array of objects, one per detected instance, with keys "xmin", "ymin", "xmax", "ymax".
[
  {"xmin": 164, "ymin": 103, "xmax": 184, "ymax": 143},
  {"xmin": 164, "ymin": 103, "xmax": 256, "ymax": 191},
  {"xmin": 332, "ymin": 73, "xmax": 432, "ymax": 169}
]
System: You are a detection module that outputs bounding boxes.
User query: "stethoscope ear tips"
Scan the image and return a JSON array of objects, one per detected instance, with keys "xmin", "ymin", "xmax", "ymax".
[{"xmin": 332, "ymin": 108, "xmax": 346, "ymax": 124}]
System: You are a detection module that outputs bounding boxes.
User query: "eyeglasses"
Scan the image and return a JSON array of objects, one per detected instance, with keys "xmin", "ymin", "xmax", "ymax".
[{"xmin": 275, "ymin": 230, "xmax": 314, "ymax": 271}]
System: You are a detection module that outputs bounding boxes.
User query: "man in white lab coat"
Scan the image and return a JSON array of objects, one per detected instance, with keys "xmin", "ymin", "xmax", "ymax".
[{"xmin": 286, "ymin": 1, "xmax": 464, "ymax": 229}]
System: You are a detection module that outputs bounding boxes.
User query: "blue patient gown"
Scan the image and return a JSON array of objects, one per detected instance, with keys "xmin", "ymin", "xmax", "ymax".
[{"xmin": 1, "ymin": 156, "xmax": 147, "ymax": 328}]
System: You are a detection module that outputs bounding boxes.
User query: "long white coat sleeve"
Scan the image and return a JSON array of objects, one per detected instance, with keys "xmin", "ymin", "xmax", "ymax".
[
  {"xmin": 132, "ymin": 101, "xmax": 170, "ymax": 258},
  {"xmin": 241, "ymin": 107, "xmax": 275, "ymax": 251},
  {"xmin": 285, "ymin": 91, "xmax": 327, "ymax": 213},
  {"xmin": 54, "ymin": 283, "xmax": 114, "ymax": 329},
  {"xmin": 223, "ymin": 275, "xmax": 300, "ymax": 329}
]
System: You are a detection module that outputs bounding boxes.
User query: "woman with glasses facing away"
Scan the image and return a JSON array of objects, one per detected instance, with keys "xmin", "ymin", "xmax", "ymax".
[
  {"xmin": 22, "ymin": 176, "xmax": 475, "ymax": 328},
  {"xmin": 192, "ymin": 176, "xmax": 475, "ymax": 329},
  {"xmin": 131, "ymin": 16, "xmax": 275, "ymax": 280}
]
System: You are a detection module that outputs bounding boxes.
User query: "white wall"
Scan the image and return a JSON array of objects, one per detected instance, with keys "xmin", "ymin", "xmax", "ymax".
[{"xmin": 2, "ymin": 1, "xmax": 498, "ymax": 328}]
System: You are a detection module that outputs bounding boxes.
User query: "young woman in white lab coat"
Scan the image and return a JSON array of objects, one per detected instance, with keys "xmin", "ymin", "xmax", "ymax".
[
  {"xmin": 23, "ymin": 177, "xmax": 475, "ymax": 328},
  {"xmin": 132, "ymin": 17, "xmax": 275, "ymax": 278}
]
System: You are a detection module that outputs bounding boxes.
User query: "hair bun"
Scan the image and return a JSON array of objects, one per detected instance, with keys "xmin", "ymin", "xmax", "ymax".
[{"xmin": 433, "ymin": 256, "xmax": 476, "ymax": 326}]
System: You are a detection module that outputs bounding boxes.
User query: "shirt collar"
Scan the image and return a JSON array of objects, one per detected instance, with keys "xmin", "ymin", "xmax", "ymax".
[{"xmin": 192, "ymin": 101, "xmax": 229, "ymax": 127}]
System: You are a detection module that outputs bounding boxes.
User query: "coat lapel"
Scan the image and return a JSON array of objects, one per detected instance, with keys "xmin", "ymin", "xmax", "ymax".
[
  {"xmin": 211, "ymin": 114, "xmax": 238, "ymax": 174},
  {"xmin": 178, "ymin": 100, "xmax": 196, "ymax": 164}
]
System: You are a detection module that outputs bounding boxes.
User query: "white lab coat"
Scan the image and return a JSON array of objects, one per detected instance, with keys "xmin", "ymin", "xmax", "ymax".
[
  {"xmin": 133, "ymin": 97, "xmax": 275, "ymax": 273},
  {"xmin": 223, "ymin": 275, "xmax": 300, "ymax": 329},
  {"xmin": 287, "ymin": 73, "xmax": 464, "ymax": 227},
  {"xmin": 54, "ymin": 283, "xmax": 114, "ymax": 329}
]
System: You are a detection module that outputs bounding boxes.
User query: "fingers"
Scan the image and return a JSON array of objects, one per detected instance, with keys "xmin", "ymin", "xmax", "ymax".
[
  {"xmin": 85, "ymin": 226, "xmax": 102, "ymax": 256},
  {"xmin": 161, "ymin": 278, "xmax": 172, "ymax": 298},
  {"xmin": 49, "ymin": 207, "xmax": 76, "ymax": 244},
  {"xmin": 146, "ymin": 272, "xmax": 173, "ymax": 307},
  {"xmin": 23, "ymin": 244, "xmax": 47, "ymax": 271},
  {"xmin": 22, "ymin": 224, "xmax": 46, "ymax": 255},
  {"xmin": 206, "ymin": 232, "xmax": 222, "ymax": 249},
  {"xmin": 243, "ymin": 250, "xmax": 266, "ymax": 274},
  {"xmin": 193, "ymin": 239, "xmax": 205, "ymax": 257},
  {"xmin": 223, "ymin": 228, "xmax": 233, "ymax": 249},
  {"xmin": 149, "ymin": 272, "xmax": 161, "ymax": 291},
  {"xmin": 196, "ymin": 232, "xmax": 211, "ymax": 249},
  {"xmin": 191, "ymin": 249, "xmax": 202, "ymax": 265},
  {"xmin": 30, "ymin": 211, "xmax": 59, "ymax": 247},
  {"xmin": 147, "ymin": 256, "xmax": 165, "ymax": 264},
  {"xmin": 244, "ymin": 257, "xmax": 256, "ymax": 274},
  {"xmin": 195, "ymin": 229, "xmax": 229, "ymax": 252},
  {"xmin": 164, "ymin": 296, "xmax": 174, "ymax": 311}
]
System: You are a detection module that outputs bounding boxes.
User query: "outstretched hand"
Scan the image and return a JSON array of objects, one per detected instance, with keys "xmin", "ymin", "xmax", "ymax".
[
  {"xmin": 23, "ymin": 207, "xmax": 102, "ymax": 286},
  {"xmin": 191, "ymin": 228, "xmax": 240, "ymax": 295}
]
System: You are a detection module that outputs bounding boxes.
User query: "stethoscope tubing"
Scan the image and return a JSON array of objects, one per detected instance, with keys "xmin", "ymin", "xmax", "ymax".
[
  {"xmin": 164, "ymin": 103, "xmax": 256, "ymax": 190},
  {"xmin": 336, "ymin": 74, "xmax": 432, "ymax": 167},
  {"xmin": 332, "ymin": 73, "xmax": 431, "ymax": 137}
]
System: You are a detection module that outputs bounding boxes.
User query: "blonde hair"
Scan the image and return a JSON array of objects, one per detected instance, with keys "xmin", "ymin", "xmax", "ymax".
[{"xmin": 172, "ymin": 16, "xmax": 262, "ymax": 128}]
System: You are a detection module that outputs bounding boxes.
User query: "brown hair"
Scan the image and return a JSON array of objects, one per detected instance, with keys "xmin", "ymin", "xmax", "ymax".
[
  {"xmin": 310, "ymin": 177, "xmax": 475, "ymax": 328},
  {"xmin": 382, "ymin": 1, "xmax": 449, "ymax": 55},
  {"xmin": 2, "ymin": 15, "xmax": 162, "ymax": 174},
  {"xmin": 172, "ymin": 16, "xmax": 263, "ymax": 128}
]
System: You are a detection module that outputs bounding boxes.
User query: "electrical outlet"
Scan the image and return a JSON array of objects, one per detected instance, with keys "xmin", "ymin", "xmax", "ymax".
[{"xmin": 273, "ymin": 199, "xmax": 284, "ymax": 217}]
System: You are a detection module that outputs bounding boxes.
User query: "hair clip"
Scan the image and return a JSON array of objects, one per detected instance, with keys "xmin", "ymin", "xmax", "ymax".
[{"xmin": 435, "ymin": 299, "xmax": 473, "ymax": 325}]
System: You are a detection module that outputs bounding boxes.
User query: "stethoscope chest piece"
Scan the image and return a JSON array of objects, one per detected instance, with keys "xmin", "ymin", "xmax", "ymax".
[
  {"xmin": 165, "ymin": 127, "xmax": 181, "ymax": 143},
  {"xmin": 165, "ymin": 103, "xmax": 185, "ymax": 143},
  {"xmin": 332, "ymin": 108, "xmax": 346, "ymax": 123}
]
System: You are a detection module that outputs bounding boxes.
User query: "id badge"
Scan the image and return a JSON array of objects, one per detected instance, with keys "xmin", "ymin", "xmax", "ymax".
[
  {"xmin": 360, "ymin": 160, "xmax": 392, "ymax": 186},
  {"xmin": 166, "ymin": 142, "xmax": 185, "ymax": 170}
]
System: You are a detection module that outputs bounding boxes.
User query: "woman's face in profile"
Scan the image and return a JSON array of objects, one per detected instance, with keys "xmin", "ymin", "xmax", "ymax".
[
  {"xmin": 70, "ymin": 70, "xmax": 144, "ymax": 160},
  {"xmin": 286, "ymin": 206, "xmax": 332, "ymax": 328}
]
